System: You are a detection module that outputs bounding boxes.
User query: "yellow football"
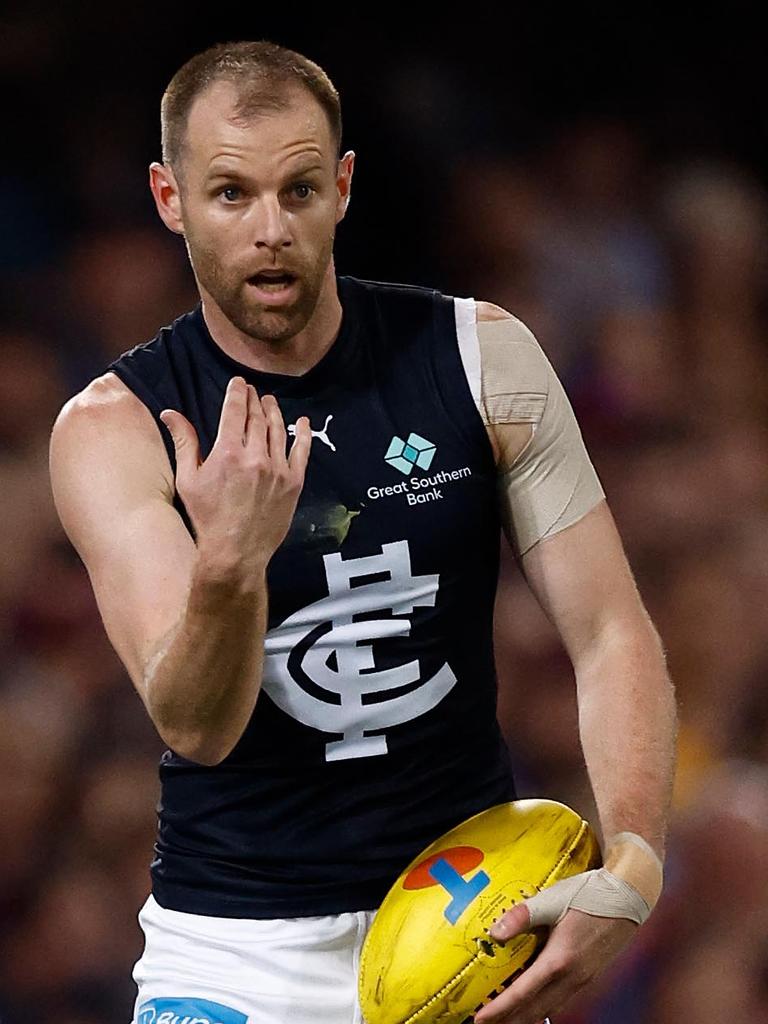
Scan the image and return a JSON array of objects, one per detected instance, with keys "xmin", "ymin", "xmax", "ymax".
[{"xmin": 358, "ymin": 798, "xmax": 601, "ymax": 1024}]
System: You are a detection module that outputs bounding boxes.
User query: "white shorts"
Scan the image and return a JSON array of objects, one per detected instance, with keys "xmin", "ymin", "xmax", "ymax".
[{"xmin": 131, "ymin": 893, "xmax": 378, "ymax": 1024}]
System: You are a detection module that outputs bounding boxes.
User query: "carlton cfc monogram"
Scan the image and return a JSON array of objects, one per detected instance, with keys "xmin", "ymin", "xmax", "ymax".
[{"xmin": 261, "ymin": 539, "xmax": 457, "ymax": 761}]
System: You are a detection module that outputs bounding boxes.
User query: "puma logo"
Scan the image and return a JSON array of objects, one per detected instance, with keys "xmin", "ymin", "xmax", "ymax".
[{"xmin": 288, "ymin": 413, "xmax": 336, "ymax": 452}]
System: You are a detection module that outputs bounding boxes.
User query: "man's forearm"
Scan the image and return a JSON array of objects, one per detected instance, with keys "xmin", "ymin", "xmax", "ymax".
[
  {"xmin": 142, "ymin": 552, "xmax": 269, "ymax": 765},
  {"xmin": 575, "ymin": 615, "xmax": 677, "ymax": 859}
]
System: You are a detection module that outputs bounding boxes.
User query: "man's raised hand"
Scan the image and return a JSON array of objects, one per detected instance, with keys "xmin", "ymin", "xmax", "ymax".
[{"xmin": 160, "ymin": 376, "xmax": 312, "ymax": 580}]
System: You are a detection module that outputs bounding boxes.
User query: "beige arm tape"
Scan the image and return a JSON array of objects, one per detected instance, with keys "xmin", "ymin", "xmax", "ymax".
[
  {"xmin": 523, "ymin": 868, "xmax": 651, "ymax": 928},
  {"xmin": 475, "ymin": 316, "xmax": 606, "ymax": 556},
  {"xmin": 603, "ymin": 831, "xmax": 665, "ymax": 909},
  {"xmin": 517, "ymin": 832, "xmax": 664, "ymax": 930}
]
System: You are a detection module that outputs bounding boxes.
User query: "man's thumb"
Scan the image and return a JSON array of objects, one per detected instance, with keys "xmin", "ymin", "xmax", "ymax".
[
  {"xmin": 160, "ymin": 409, "xmax": 200, "ymax": 477},
  {"xmin": 488, "ymin": 901, "xmax": 532, "ymax": 943}
]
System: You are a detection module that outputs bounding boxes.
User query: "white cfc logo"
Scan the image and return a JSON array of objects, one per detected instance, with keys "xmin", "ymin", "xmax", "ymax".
[{"xmin": 261, "ymin": 540, "xmax": 457, "ymax": 761}]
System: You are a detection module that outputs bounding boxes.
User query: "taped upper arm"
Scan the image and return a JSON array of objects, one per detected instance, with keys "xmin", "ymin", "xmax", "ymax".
[
  {"xmin": 475, "ymin": 309, "xmax": 606, "ymax": 557},
  {"xmin": 49, "ymin": 373, "xmax": 196, "ymax": 691}
]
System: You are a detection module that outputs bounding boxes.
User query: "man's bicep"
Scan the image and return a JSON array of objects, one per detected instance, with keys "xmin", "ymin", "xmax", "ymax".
[
  {"xmin": 84, "ymin": 498, "xmax": 196, "ymax": 689},
  {"xmin": 518, "ymin": 500, "xmax": 650, "ymax": 665},
  {"xmin": 50, "ymin": 383, "xmax": 196, "ymax": 691}
]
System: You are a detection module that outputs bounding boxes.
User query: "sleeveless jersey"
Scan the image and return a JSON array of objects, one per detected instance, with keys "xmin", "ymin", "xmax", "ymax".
[{"xmin": 106, "ymin": 273, "xmax": 516, "ymax": 918}]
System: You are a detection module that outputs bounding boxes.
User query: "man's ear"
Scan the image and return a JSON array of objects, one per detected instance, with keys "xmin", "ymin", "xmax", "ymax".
[
  {"xmin": 149, "ymin": 161, "xmax": 185, "ymax": 235},
  {"xmin": 336, "ymin": 150, "xmax": 355, "ymax": 223}
]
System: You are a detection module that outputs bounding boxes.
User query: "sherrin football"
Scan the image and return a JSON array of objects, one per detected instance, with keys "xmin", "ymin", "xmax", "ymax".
[{"xmin": 358, "ymin": 798, "xmax": 601, "ymax": 1024}]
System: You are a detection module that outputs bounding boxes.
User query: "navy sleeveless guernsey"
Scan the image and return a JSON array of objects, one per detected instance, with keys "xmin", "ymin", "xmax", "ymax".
[{"xmin": 106, "ymin": 274, "xmax": 516, "ymax": 918}]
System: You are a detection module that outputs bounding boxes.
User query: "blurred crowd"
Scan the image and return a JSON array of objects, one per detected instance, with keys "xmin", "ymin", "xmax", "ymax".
[
  {"xmin": 479, "ymin": 125, "xmax": 768, "ymax": 1021},
  {"xmin": 2, "ymin": 22, "xmax": 768, "ymax": 1024}
]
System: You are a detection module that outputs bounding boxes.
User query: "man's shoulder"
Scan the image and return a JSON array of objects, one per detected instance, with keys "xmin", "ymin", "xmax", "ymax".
[
  {"xmin": 342, "ymin": 273, "xmax": 435, "ymax": 289},
  {"xmin": 50, "ymin": 369, "xmax": 174, "ymax": 512},
  {"xmin": 340, "ymin": 275, "xmax": 469, "ymax": 338},
  {"xmin": 475, "ymin": 300, "xmax": 515, "ymax": 323},
  {"xmin": 52, "ymin": 372, "xmax": 159, "ymax": 449},
  {"xmin": 343, "ymin": 281, "xmax": 525, "ymax": 327},
  {"xmin": 340, "ymin": 273, "xmax": 444, "ymax": 301}
]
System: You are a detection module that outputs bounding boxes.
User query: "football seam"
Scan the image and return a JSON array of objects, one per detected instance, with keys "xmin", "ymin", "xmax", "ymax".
[
  {"xmin": 539, "ymin": 818, "xmax": 590, "ymax": 888},
  {"xmin": 399, "ymin": 936, "xmax": 530, "ymax": 1024},
  {"xmin": 360, "ymin": 817, "xmax": 591, "ymax": 1024}
]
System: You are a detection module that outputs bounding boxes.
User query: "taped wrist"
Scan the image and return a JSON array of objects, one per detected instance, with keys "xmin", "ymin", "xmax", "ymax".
[
  {"xmin": 525, "ymin": 868, "xmax": 651, "ymax": 928},
  {"xmin": 523, "ymin": 832, "xmax": 664, "ymax": 928},
  {"xmin": 603, "ymin": 832, "xmax": 664, "ymax": 911}
]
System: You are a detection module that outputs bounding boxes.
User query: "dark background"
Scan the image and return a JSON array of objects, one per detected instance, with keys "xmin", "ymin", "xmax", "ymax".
[{"xmin": 1, "ymin": 8, "xmax": 767, "ymax": 1023}]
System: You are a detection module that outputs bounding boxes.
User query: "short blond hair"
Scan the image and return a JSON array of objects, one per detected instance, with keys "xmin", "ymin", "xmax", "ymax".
[{"xmin": 161, "ymin": 40, "xmax": 342, "ymax": 173}]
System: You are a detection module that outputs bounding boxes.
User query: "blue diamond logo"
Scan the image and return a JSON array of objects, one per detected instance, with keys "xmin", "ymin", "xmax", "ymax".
[{"xmin": 385, "ymin": 432, "xmax": 436, "ymax": 475}]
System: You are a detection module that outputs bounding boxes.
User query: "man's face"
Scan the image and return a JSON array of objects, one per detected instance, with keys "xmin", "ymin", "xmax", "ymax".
[{"xmin": 171, "ymin": 80, "xmax": 352, "ymax": 343}]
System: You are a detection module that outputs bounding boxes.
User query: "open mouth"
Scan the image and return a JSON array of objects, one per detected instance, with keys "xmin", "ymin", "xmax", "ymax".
[{"xmin": 247, "ymin": 272, "xmax": 297, "ymax": 293}]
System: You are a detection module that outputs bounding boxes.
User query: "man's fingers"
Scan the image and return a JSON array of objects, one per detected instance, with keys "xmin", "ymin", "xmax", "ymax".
[
  {"xmin": 478, "ymin": 910, "xmax": 639, "ymax": 1024},
  {"xmin": 216, "ymin": 375, "xmax": 250, "ymax": 446},
  {"xmin": 245, "ymin": 384, "xmax": 267, "ymax": 448},
  {"xmin": 261, "ymin": 394, "xmax": 287, "ymax": 462},
  {"xmin": 474, "ymin": 902, "xmax": 550, "ymax": 1023},
  {"xmin": 474, "ymin": 933, "xmax": 572, "ymax": 1024},
  {"xmin": 476, "ymin": 971, "xmax": 570, "ymax": 1024},
  {"xmin": 474, "ymin": 954, "xmax": 552, "ymax": 1024},
  {"xmin": 159, "ymin": 409, "xmax": 200, "ymax": 482},
  {"xmin": 489, "ymin": 901, "xmax": 532, "ymax": 943},
  {"xmin": 287, "ymin": 416, "xmax": 312, "ymax": 475}
]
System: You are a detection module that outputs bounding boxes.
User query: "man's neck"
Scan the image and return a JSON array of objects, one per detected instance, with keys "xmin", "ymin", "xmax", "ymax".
[{"xmin": 200, "ymin": 264, "xmax": 342, "ymax": 376}]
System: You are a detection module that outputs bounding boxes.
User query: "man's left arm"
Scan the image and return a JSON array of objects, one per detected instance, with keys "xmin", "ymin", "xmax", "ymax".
[
  {"xmin": 471, "ymin": 303, "xmax": 677, "ymax": 1024},
  {"xmin": 519, "ymin": 500, "xmax": 676, "ymax": 859}
]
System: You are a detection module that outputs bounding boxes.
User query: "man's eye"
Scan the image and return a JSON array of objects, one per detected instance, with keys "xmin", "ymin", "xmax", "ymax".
[
  {"xmin": 220, "ymin": 186, "xmax": 242, "ymax": 202},
  {"xmin": 292, "ymin": 183, "xmax": 316, "ymax": 200}
]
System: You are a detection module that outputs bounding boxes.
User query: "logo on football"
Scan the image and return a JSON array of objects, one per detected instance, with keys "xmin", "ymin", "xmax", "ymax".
[
  {"xmin": 358, "ymin": 799, "xmax": 600, "ymax": 1024},
  {"xmin": 403, "ymin": 847, "xmax": 490, "ymax": 925}
]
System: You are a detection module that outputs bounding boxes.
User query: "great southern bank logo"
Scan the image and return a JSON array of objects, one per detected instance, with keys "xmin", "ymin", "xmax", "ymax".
[
  {"xmin": 385, "ymin": 432, "xmax": 436, "ymax": 474},
  {"xmin": 370, "ymin": 430, "xmax": 472, "ymax": 506},
  {"xmin": 137, "ymin": 998, "xmax": 247, "ymax": 1024}
]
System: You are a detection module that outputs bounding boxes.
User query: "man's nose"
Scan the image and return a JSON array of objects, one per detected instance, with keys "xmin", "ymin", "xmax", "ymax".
[{"xmin": 250, "ymin": 195, "xmax": 292, "ymax": 249}]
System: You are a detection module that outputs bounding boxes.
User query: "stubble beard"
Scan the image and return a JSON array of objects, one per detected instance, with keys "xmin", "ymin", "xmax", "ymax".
[{"xmin": 185, "ymin": 232, "xmax": 334, "ymax": 346}]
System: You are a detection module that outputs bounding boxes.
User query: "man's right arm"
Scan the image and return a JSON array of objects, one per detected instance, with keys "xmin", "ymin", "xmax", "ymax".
[{"xmin": 49, "ymin": 373, "xmax": 311, "ymax": 765}]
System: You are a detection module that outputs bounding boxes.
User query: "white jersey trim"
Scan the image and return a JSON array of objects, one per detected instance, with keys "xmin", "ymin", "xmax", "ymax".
[{"xmin": 453, "ymin": 296, "xmax": 482, "ymax": 415}]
